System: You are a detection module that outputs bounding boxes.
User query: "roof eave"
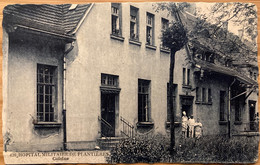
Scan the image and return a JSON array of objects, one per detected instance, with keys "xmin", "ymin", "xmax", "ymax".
[{"xmin": 15, "ymin": 24, "xmax": 76, "ymax": 42}]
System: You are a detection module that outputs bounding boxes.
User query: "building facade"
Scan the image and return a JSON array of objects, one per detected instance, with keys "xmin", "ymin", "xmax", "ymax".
[{"xmin": 2, "ymin": 3, "xmax": 258, "ymax": 152}]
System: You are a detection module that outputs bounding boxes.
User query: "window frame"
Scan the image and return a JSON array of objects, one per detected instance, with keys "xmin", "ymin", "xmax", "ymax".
[
  {"xmin": 160, "ymin": 18, "xmax": 169, "ymax": 50},
  {"xmin": 138, "ymin": 79, "xmax": 151, "ymax": 123},
  {"xmin": 146, "ymin": 12, "xmax": 155, "ymax": 46},
  {"xmin": 219, "ymin": 91, "xmax": 226, "ymax": 121},
  {"xmin": 101, "ymin": 73, "xmax": 119, "ymax": 87},
  {"xmin": 111, "ymin": 3, "xmax": 122, "ymax": 37},
  {"xmin": 130, "ymin": 6, "xmax": 139, "ymax": 41},
  {"xmin": 36, "ymin": 64, "xmax": 57, "ymax": 123}
]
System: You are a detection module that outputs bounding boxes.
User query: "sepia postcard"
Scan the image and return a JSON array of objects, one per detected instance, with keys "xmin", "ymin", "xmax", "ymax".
[{"xmin": 2, "ymin": 2, "xmax": 259, "ymax": 164}]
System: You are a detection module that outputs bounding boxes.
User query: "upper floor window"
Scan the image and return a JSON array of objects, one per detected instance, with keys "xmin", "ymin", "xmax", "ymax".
[
  {"xmin": 37, "ymin": 64, "xmax": 57, "ymax": 122},
  {"xmin": 161, "ymin": 18, "xmax": 169, "ymax": 45},
  {"xmin": 130, "ymin": 6, "xmax": 139, "ymax": 41},
  {"xmin": 138, "ymin": 79, "xmax": 151, "ymax": 122},
  {"xmin": 111, "ymin": 3, "xmax": 122, "ymax": 36},
  {"xmin": 146, "ymin": 12, "xmax": 154, "ymax": 45},
  {"xmin": 182, "ymin": 68, "xmax": 190, "ymax": 86},
  {"xmin": 101, "ymin": 73, "xmax": 119, "ymax": 87},
  {"xmin": 161, "ymin": 18, "xmax": 169, "ymax": 31}
]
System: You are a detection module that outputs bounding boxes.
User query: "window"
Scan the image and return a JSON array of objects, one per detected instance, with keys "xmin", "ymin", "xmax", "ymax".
[
  {"xmin": 111, "ymin": 3, "xmax": 122, "ymax": 36},
  {"xmin": 187, "ymin": 69, "xmax": 190, "ymax": 85},
  {"xmin": 208, "ymin": 88, "xmax": 212, "ymax": 103},
  {"xmin": 219, "ymin": 91, "xmax": 226, "ymax": 121},
  {"xmin": 37, "ymin": 64, "xmax": 57, "ymax": 122},
  {"xmin": 161, "ymin": 18, "xmax": 169, "ymax": 48},
  {"xmin": 161, "ymin": 18, "xmax": 169, "ymax": 31},
  {"xmin": 130, "ymin": 6, "xmax": 139, "ymax": 41},
  {"xmin": 138, "ymin": 79, "xmax": 151, "ymax": 122},
  {"xmin": 101, "ymin": 74, "xmax": 119, "ymax": 87},
  {"xmin": 146, "ymin": 13, "xmax": 154, "ymax": 45},
  {"xmin": 196, "ymin": 87, "xmax": 212, "ymax": 104},
  {"xmin": 235, "ymin": 99, "xmax": 241, "ymax": 122},
  {"xmin": 182, "ymin": 68, "xmax": 191, "ymax": 86},
  {"xmin": 196, "ymin": 87, "xmax": 200, "ymax": 101},
  {"xmin": 182, "ymin": 68, "xmax": 186, "ymax": 85},
  {"xmin": 202, "ymin": 88, "xmax": 206, "ymax": 102}
]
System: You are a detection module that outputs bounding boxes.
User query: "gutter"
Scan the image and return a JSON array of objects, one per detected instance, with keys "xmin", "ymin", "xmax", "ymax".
[
  {"xmin": 15, "ymin": 25, "xmax": 75, "ymax": 42},
  {"xmin": 63, "ymin": 42, "xmax": 75, "ymax": 151},
  {"xmin": 228, "ymin": 78, "xmax": 236, "ymax": 138}
]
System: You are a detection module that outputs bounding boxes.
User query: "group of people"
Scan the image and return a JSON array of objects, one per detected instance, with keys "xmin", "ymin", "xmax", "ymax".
[{"xmin": 182, "ymin": 111, "xmax": 202, "ymax": 138}]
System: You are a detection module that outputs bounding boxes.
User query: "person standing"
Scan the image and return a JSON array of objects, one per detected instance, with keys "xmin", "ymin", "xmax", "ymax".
[
  {"xmin": 188, "ymin": 115, "xmax": 195, "ymax": 138},
  {"xmin": 182, "ymin": 111, "xmax": 188, "ymax": 138}
]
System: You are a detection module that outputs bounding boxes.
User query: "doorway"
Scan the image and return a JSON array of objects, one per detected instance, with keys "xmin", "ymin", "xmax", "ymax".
[
  {"xmin": 180, "ymin": 95, "xmax": 194, "ymax": 118},
  {"xmin": 101, "ymin": 93, "xmax": 116, "ymax": 137}
]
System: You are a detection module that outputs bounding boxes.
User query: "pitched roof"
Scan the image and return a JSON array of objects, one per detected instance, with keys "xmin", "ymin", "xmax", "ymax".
[
  {"xmin": 3, "ymin": 4, "xmax": 92, "ymax": 36},
  {"xmin": 195, "ymin": 59, "xmax": 258, "ymax": 86}
]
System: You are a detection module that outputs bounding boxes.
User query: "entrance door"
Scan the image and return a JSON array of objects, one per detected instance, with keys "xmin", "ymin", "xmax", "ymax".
[
  {"xmin": 182, "ymin": 105, "xmax": 192, "ymax": 118},
  {"xmin": 101, "ymin": 93, "xmax": 116, "ymax": 137},
  {"xmin": 249, "ymin": 101, "xmax": 256, "ymax": 131}
]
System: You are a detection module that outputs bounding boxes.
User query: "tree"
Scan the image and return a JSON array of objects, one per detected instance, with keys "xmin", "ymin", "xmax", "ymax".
[
  {"xmin": 202, "ymin": 3, "xmax": 257, "ymax": 42},
  {"xmin": 161, "ymin": 21, "xmax": 188, "ymax": 152}
]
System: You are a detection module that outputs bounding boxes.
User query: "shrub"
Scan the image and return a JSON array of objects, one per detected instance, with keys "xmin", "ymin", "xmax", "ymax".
[
  {"xmin": 109, "ymin": 133, "xmax": 171, "ymax": 163},
  {"xmin": 174, "ymin": 135, "xmax": 259, "ymax": 163},
  {"xmin": 109, "ymin": 134, "xmax": 259, "ymax": 163}
]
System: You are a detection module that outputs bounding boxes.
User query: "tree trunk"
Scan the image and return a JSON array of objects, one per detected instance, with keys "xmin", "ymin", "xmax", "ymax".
[{"xmin": 169, "ymin": 49, "xmax": 176, "ymax": 153}]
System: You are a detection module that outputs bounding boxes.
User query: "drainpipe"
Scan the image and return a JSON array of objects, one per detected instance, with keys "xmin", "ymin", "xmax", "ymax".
[
  {"xmin": 228, "ymin": 78, "xmax": 236, "ymax": 138},
  {"xmin": 63, "ymin": 41, "xmax": 75, "ymax": 150}
]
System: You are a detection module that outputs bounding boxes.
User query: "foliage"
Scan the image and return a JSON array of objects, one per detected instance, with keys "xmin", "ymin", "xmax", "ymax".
[
  {"xmin": 156, "ymin": 2, "xmax": 257, "ymax": 63},
  {"xmin": 109, "ymin": 134, "xmax": 171, "ymax": 163},
  {"xmin": 205, "ymin": 3, "xmax": 257, "ymax": 41},
  {"xmin": 174, "ymin": 135, "xmax": 259, "ymax": 163},
  {"xmin": 161, "ymin": 21, "xmax": 188, "ymax": 52},
  {"xmin": 109, "ymin": 134, "xmax": 259, "ymax": 163}
]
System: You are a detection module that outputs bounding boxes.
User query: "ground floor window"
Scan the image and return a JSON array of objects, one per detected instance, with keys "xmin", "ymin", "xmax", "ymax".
[
  {"xmin": 219, "ymin": 91, "xmax": 226, "ymax": 121},
  {"xmin": 37, "ymin": 64, "xmax": 57, "ymax": 122},
  {"xmin": 235, "ymin": 99, "xmax": 242, "ymax": 122},
  {"xmin": 138, "ymin": 79, "xmax": 151, "ymax": 122}
]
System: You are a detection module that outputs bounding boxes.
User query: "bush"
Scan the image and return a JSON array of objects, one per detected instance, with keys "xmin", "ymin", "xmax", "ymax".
[
  {"xmin": 174, "ymin": 135, "xmax": 259, "ymax": 163},
  {"xmin": 109, "ymin": 134, "xmax": 259, "ymax": 163},
  {"xmin": 109, "ymin": 133, "xmax": 171, "ymax": 163}
]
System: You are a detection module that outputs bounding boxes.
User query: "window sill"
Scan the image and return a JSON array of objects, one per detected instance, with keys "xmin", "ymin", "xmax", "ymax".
[
  {"xmin": 160, "ymin": 47, "xmax": 170, "ymax": 53},
  {"xmin": 129, "ymin": 39, "xmax": 142, "ymax": 46},
  {"xmin": 137, "ymin": 121, "xmax": 154, "ymax": 128},
  {"xmin": 182, "ymin": 84, "xmax": 192, "ymax": 89},
  {"xmin": 145, "ymin": 44, "xmax": 157, "ymax": 50},
  {"xmin": 234, "ymin": 121, "xmax": 242, "ymax": 125},
  {"xmin": 195, "ymin": 101, "xmax": 212, "ymax": 105},
  {"xmin": 219, "ymin": 121, "xmax": 228, "ymax": 125},
  {"xmin": 110, "ymin": 34, "xmax": 124, "ymax": 42},
  {"xmin": 166, "ymin": 121, "xmax": 181, "ymax": 128},
  {"xmin": 34, "ymin": 122, "xmax": 62, "ymax": 128}
]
